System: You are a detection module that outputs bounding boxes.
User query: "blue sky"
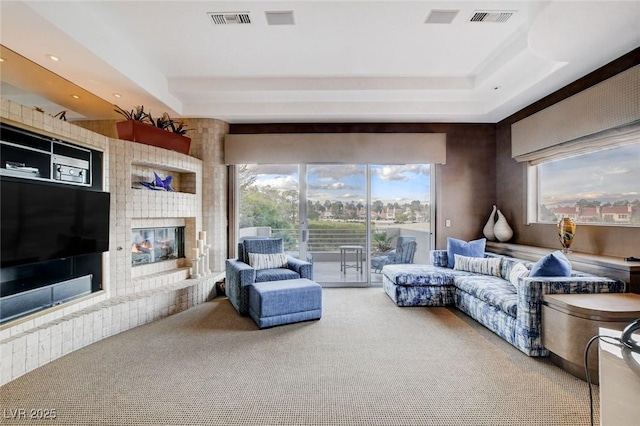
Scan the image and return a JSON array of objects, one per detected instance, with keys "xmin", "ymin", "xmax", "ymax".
[
  {"xmin": 247, "ymin": 164, "xmax": 431, "ymax": 204},
  {"xmin": 539, "ymin": 144, "xmax": 640, "ymax": 207}
]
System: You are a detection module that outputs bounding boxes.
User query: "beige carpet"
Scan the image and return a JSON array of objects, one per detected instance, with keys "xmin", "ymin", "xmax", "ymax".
[{"xmin": 0, "ymin": 288, "xmax": 597, "ymax": 425}]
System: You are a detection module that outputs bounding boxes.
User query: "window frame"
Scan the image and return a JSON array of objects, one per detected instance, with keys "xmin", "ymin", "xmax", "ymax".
[{"xmin": 526, "ymin": 143, "xmax": 640, "ymax": 227}]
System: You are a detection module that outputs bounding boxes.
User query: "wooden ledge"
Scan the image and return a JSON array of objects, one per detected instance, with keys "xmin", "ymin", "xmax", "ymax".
[{"xmin": 486, "ymin": 242, "xmax": 640, "ymax": 294}]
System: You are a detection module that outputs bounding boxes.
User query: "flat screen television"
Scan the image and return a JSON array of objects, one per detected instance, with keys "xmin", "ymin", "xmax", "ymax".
[{"xmin": 1, "ymin": 179, "xmax": 110, "ymax": 268}]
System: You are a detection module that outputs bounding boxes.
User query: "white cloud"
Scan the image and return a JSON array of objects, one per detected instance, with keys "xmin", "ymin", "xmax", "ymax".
[{"xmin": 255, "ymin": 175, "xmax": 298, "ymax": 191}]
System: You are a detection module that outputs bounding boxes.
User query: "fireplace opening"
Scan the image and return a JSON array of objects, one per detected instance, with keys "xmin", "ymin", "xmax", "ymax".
[{"xmin": 131, "ymin": 227, "xmax": 185, "ymax": 266}]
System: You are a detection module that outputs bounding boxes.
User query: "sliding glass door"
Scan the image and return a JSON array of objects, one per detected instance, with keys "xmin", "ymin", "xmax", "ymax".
[
  {"xmin": 237, "ymin": 163, "xmax": 431, "ymax": 286},
  {"xmin": 370, "ymin": 165, "xmax": 432, "ymax": 284},
  {"xmin": 237, "ymin": 163, "xmax": 300, "ymax": 253},
  {"xmin": 305, "ymin": 164, "xmax": 368, "ymax": 286}
]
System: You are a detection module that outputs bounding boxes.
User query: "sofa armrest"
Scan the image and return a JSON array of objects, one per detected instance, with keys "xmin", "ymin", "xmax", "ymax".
[
  {"xmin": 225, "ymin": 259, "xmax": 257, "ymax": 315},
  {"xmin": 430, "ymin": 250, "xmax": 448, "ymax": 267},
  {"xmin": 287, "ymin": 256, "xmax": 313, "ymax": 280},
  {"xmin": 514, "ymin": 275, "xmax": 627, "ymax": 356}
]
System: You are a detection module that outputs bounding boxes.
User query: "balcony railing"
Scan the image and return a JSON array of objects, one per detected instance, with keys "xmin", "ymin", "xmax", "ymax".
[
  {"xmin": 271, "ymin": 228, "xmax": 366, "ymax": 252},
  {"xmin": 243, "ymin": 226, "xmax": 431, "ymax": 264}
]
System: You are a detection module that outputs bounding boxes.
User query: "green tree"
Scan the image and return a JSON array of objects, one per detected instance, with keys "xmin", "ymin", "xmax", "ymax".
[
  {"xmin": 238, "ymin": 164, "xmax": 257, "ymax": 191},
  {"xmin": 240, "ymin": 187, "xmax": 290, "ymax": 229},
  {"xmin": 577, "ymin": 199, "xmax": 601, "ymax": 208},
  {"xmin": 395, "ymin": 212, "xmax": 408, "ymax": 223},
  {"xmin": 331, "ymin": 201, "xmax": 344, "ymax": 219}
]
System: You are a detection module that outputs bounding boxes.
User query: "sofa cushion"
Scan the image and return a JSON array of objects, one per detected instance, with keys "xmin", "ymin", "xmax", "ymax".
[
  {"xmin": 447, "ymin": 237, "xmax": 486, "ymax": 268},
  {"xmin": 508, "ymin": 262, "xmax": 529, "ymax": 290},
  {"xmin": 530, "ymin": 251, "xmax": 571, "ymax": 277},
  {"xmin": 454, "ymin": 275, "xmax": 518, "ymax": 318},
  {"xmin": 248, "ymin": 252, "xmax": 288, "ymax": 270},
  {"xmin": 454, "ymin": 254, "xmax": 502, "ymax": 277},
  {"xmin": 383, "ymin": 264, "xmax": 470, "ymax": 286}
]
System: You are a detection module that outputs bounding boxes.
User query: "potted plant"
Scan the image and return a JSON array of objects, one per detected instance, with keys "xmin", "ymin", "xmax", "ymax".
[
  {"xmin": 114, "ymin": 105, "xmax": 191, "ymax": 155},
  {"xmin": 372, "ymin": 231, "xmax": 393, "ymax": 255}
]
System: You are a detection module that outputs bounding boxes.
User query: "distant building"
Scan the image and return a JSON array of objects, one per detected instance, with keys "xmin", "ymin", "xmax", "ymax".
[
  {"xmin": 601, "ymin": 205, "xmax": 633, "ymax": 223},
  {"xmin": 553, "ymin": 206, "xmax": 578, "ymax": 221},
  {"xmin": 320, "ymin": 211, "xmax": 333, "ymax": 220},
  {"xmin": 553, "ymin": 204, "xmax": 634, "ymax": 223},
  {"xmin": 578, "ymin": 207, "xmax": 600, "ymax": 222}
]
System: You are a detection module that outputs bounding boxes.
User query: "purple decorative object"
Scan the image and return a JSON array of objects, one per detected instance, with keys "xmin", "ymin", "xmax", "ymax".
[{"xmin": 140, "ymin": 172, "xmax": 174, "ymax": 191}]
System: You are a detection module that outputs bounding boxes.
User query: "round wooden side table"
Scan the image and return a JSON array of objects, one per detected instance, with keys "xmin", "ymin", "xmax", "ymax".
[{"xmin": 541, "ymin": 292, "xmax": 640, "ymax": 384}]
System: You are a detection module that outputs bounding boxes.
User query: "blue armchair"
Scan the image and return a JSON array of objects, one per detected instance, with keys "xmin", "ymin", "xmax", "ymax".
[
  {"xmin": 371, "ymin": 236, "xmax": 417, "ymax": 273},
  {"xmin": 225, "ymin": 238, "xmax": 313, "ymax": 315}
]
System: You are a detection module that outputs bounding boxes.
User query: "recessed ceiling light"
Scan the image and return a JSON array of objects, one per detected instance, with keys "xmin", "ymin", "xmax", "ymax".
[
  {"xmin": 113, "ymin": 93, "xmax": 122, "ymax": 98},
  {"xmin": 0, "ymin": 58, "xmax": 4, "ymax": 62},
  {"xmin": 71, "ymin": 94, "xmax": 80, "ymax": 99},
  {"xmin": 47, "ymin": 54, "xmax": 60, "ymax": 62},
  {"xmin": 425, "ymin": 10, "xmax": 459, "ymax": 24},
  {"xmin": 265, "ymin": 11, "xmax": 295, "ymax": 25}
]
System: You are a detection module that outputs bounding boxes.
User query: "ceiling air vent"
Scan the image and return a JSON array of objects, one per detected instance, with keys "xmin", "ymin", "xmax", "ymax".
[
  {"xmin": 469, "ymin": 11, "xmax": 514, "ymax": 23},
  {"xmin": 208, "ymin": 12, "xmax": 251, "ymax": 25}
]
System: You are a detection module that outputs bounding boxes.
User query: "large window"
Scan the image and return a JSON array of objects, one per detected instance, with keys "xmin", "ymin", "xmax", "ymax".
[
  {"xmin": 236, "ymin": 163, "xmax": 433, "ymax": 285},
  {"xmin": 533, "ymin": 144, "xmax": 640, "ymax": 226}
]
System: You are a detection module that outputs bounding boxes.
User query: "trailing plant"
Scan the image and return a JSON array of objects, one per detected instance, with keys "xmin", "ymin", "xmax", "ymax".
[{"xmin": 114, "ymin": 104, "xmax": 190, "ymax": 135}]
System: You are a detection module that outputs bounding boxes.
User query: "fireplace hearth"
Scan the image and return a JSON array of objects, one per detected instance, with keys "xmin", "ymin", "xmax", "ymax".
[{"xmin": 132, "ymin": 227, "xmax": 185, "ymax": 266}]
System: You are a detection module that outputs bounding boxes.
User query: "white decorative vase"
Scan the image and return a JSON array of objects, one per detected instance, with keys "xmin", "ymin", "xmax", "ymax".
[
  {"xmin": 483, "ymin": 205, "xmax": 497, "ymax": 241},
  {"xmin": 494, "ymin": 209, "xmax": 513, "ymax": 242}
]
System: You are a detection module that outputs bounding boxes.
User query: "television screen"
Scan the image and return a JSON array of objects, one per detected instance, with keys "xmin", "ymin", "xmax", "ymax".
[{"xmin": 1, "ymin": 179, "xmax": 110, "ymax": 268}]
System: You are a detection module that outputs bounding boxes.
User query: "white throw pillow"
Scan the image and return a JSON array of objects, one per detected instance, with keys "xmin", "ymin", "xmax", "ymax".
[
  {"xmin": 453, "ymin": 254, "xmax": 502, "ymax": 277},
  {"xmin": 509, "ymin": 262, "xmax": 530, "ymax": 290},
  {"xmin": 248, "ymin": 253, "xmax": 289, "ymax": 270}
]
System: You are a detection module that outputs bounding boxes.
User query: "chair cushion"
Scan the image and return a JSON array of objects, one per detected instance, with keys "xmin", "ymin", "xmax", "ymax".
[
  {"xmin": 371, "ymin": 254, "xmax": 392, "ymax": 269},
  {"xmin": 447, "ymin": 237, "xmax": 486, "ymax": 268},
  {"xmin": 255, "ymin": 268, "xmax": 300, "ymax": 282},
  {"xmin": 249, "ymin": 253, "xmax": 288, "ymax": 270},
  {"xmin": 242, "ymin": 238, "xmax": 284, "ymax": 263}
]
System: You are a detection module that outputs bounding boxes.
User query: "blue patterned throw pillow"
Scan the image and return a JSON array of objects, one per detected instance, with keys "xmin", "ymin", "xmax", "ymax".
[
  {"xmin": 447, "ymin": 237, "xmax": 486, "ymax": 268},
  {"xmin": 529, "ymin": 251, "xmax": 571, "ymax": 277},
  {"xmin": 508, "ymin": 262, "xmax": 530, "ymax": 289},
  {"xmin": 454, "ymin": 254, "xmax": 502, "ymax": 277}
]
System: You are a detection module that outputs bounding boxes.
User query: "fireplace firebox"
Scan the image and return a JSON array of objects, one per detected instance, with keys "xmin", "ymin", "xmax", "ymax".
[{"xmin": 131, "ymin": 227, "xmax": 185, "ymax": 266}]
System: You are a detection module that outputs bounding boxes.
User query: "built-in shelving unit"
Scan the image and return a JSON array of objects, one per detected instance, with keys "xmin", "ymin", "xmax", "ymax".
[
  {"xmin": 130, "ymin": 161, "xmax": 196, "ymax": 194},
  {"xmin": 0, "ymin": 121, "xmax": 108, "ymax": 325},
  {"xmin": 0, "ymin": 101, "xmax": 225, "ymax": 387},
  {"xmin": 0, "ymin": 122, "xmax": 101, "ymax": 189}
]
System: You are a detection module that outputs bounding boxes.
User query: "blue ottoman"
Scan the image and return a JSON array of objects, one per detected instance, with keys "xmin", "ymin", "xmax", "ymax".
[{"xmin": 248, "ymin": 278, "xmax": 322, "ymax": 328}]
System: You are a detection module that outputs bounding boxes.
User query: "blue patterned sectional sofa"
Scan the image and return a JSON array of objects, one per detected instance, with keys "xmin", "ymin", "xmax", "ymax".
[{"xmin": 382, "ymin": 250, "xmax": 626, "ymax": 356}]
